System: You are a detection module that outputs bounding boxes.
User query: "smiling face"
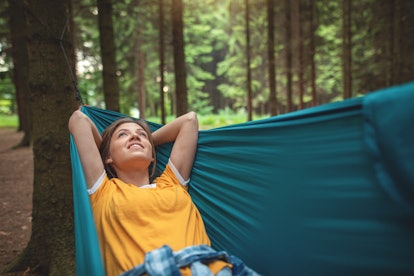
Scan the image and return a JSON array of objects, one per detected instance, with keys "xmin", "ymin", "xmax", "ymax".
[
  {"xmin": 100, "ymin": 118, "xmax": 156, "ymax": 179},
  {"xmin": 108, "ymin": 122, "xmax": 153, "ymax": 167}
]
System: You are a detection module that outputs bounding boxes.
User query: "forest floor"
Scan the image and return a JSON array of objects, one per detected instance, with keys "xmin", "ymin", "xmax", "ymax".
[{"xmin": 0, "ymin": 128, "xmax": 33, "ymax": 275}]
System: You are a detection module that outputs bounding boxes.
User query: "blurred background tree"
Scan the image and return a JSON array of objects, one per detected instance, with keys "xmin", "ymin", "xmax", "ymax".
[{"xmin": 1, "ymin": 0, "xmax": 413, "ymax": 122}]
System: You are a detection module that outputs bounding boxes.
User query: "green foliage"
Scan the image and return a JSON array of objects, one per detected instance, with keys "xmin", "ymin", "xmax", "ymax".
[
  {"xmin": 74, "ymin": 0, "xmax": 104, "ymax": 106},
  {"xmin": 146, "ymin": 108, "xmax": 265, "ymax": 129},
  {"xmin": 0, "ymin": 78, "xmax": 15, "ymax": 114},
  {"xmin": 183, "ymin": 1, "xmax": 231, "ymax": 113},
  {"xmin": 0, "ymin": 4, "xmax": 16, "ymax": 115},
  {"xmin": 314, "ymin": 0, "xmax": 342, "ymax": 98},
  {"xmin": 0, "ymin": 114, "xmax": 18, "ymax": 127},
  {"xmin": 3, "ymin": 0, "xmax": 413, "ymax": 117}
]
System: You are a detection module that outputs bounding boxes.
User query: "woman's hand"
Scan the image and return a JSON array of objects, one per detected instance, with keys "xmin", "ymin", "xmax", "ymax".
[{"xmin": 152, "ymin": 112, "xmax": 199, "ymax": 181}]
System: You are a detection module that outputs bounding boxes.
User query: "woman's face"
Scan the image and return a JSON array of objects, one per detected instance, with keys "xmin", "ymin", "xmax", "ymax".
[{"xmin": 105, "ymin": 122, "xmax": 154, "ymax": 173}]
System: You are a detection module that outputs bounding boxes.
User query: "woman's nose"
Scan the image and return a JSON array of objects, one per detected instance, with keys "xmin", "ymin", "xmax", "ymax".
[{"xmin": 130, "ymin": 133, "xmax": 140, "ymax": 140}]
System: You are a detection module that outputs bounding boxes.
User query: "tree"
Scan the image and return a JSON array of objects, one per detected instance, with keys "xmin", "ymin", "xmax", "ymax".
[
  {"xmin": 390, "ymin": 0, "xmax": 401, "ymax": 86},
  {"xmin": 342, "ymin": 0, "xmax": 352, "ymax": 99},
  {"xmin": 97, "ymin": 0, "xmax": 120, "ymax": 111},
  {"xmin": 72, "ymin": 0, "xmax": 104, "ymax": 107},
  {"xmin": 285, "ymin": 0, "xmax": 293, "ymax": 112},
  {"xmin": 244, "ymin": 0, "xmax": 253, "ymax": 121},
  {"xmin": 110, "ymin": 1, "xmax": 162, "ymax": 116},
  {"xmin": 135, "ymin": 27, "xmax": 146, "ymax": 119},
  {"xmin": 8, "ymin": 0, "xmax": 32, "ymax": 147},
  {"xmin": 296, "ymin": 0, "xmax": 305, "ymax": 109},
  {"xmin": 315, "ymin": 0, "xmax": 342, "ymax": 102},
  {"xmin": 171, "ymin": 0, "xmax": 188, "ymax": 116},
  {"xmin": 3, "ymin": 0, "xmax": 78, "ymax": 274},
  {"xmin": 184, "ymin": 1, "xmax": 226, "ymax": 115},
  {"xmin": 7, "ymin": 0, "xmax": 408, "ymax": 126},
  {"xmin": 267, "ymin": 0, "xmax": 277, "ymax": 116},
  {"xmin": 158, "ymin": 0, "xmax": 166, "ymax": 124},
  {"xmin": 308, "ymin": 0, "xmax": 317, "ymax": 106}
]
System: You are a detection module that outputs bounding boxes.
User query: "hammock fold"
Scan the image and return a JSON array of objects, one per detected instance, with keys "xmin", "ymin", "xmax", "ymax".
[{"xmin": 71, "ymin": 82, "xmax": 414, "ymax": 275}]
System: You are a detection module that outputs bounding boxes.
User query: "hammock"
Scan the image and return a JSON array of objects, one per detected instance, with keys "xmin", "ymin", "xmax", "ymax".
[{"xmin": 70, "ymin": 82, "xmax": 414, "ymax": 275}]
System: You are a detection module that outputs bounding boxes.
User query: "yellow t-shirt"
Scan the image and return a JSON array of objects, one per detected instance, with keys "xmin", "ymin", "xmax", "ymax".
[{"xmin": 89, "ymin": 161, "xmax": 228, "ymax": 276}]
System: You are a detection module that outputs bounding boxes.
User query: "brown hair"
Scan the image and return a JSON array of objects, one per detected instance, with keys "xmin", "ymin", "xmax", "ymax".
[{"xmin": 99, "ymin": 117, "xmax": 156, "ymax": 179}]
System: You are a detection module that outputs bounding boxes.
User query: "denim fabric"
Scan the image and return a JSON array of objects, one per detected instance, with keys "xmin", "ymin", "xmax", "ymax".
[
  {"xmin": 144, "ymin": 245, "xmax": 180, "ymax": 276},
  {"xmin": 120, "ymin": 244, "xmax": 260, "ymax": 276},
  {"xmin": 216, "ymin": 266, "xmax": 233, "ymax": 276},
  {"xmin": 190, "ymin": 261, "xmax": 214, "ymax": 275}
]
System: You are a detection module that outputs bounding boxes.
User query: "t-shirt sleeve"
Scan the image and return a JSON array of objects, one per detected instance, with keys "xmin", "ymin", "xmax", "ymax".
[
  {"xmin": 168, "ymin": 159, "xmax": 190, "ymax": 186},
  {"xmin": 88, "ymin": 171, "xmax": 106, "ymax": 195},
  {"xmin": 154, "ymin": 159, "xmax": 190, "ymax": 189}
]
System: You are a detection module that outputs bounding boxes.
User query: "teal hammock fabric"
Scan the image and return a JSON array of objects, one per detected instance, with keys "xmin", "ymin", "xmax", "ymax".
[{"xmin": 70, "ymin": 82, "xmax": 414, "ymax": 275}]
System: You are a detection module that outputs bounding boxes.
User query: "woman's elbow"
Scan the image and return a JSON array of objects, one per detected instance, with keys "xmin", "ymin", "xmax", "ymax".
[
  {"xmin": 68, "ymin": 110, "xmax": 85, "ymax": 132},
  {"xmin": 186, "ymin": 111, "xmax": 199, "ymax": 130}
]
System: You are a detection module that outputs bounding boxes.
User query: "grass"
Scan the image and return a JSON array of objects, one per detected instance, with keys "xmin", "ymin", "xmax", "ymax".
[
  {"xmin": 148, "ymin": 112, "xmax": 267, "ymax": 129},
  {"xmin": 0, "ymin": 112, "xmax": 269, "ymax": 130},
  {"xmin": 0, "ymin": 114, "xmax": 18, "ymax": 128}
]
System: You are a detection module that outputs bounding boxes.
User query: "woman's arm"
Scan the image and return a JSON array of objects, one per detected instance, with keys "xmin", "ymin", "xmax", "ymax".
[
  {"xmin": 151, "ymin": 111, "xmax": 199, "ymax": 181},
  {"xmin": 69, "ymin": 110, "xmax": 104, "ymax": 189}
]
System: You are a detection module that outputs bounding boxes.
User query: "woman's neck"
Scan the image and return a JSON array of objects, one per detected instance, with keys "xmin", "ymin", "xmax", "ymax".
[{"xmin": 116, "ymin": 169, "xmax": 150, "ymax": 187}]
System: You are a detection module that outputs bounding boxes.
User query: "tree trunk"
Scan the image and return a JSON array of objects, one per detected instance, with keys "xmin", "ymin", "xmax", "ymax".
[
  {"xmin": 158, "ymin": 0, "xmax": 166, "ymax": 124},
  {"xmin": 391, "ymin": 0, "xmax": 401, "ymax": 85},
  {"xmin": 136, "ymin": 28, "xmax": 146, "ymax": 119},
  {"xmin": 3, "ymin": 0, "xmax": 78, "ymax": 274},
  {"xmin": 308, "ymin": 0, "xmax": 317, "ymax": 106},
  {"xmin": 97, "ymin": 0, "xmax": 120, "ymax": 111},
  {"xmin": 267, "ymin": 0, "xmax": 277, "ymax": 116},
  {"xmin": 296, "ymin": 0, "xmax": 305, "ymax": 110},
  {"xmin": 285, "ymin": 0, "xmax": 293, "ymax": 113},
  {"xmin": 245, "ymin": 0, "xmax": 253, "ymax": 121},
  {"xmin": 342, "ymin": 0, "xmax": 352, "ymax": 99},
  {"xmin": 171, "ymin": 0, "xmax": 188, "ymax": 116},
  {"xmin": 8, "ymin": 0, "xmax": 32, "ymax": 148}
]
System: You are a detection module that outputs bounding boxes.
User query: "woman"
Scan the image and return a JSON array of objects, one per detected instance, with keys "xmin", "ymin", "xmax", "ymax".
[{"xmin": 69, "ymin": 110, "xmax": 256, "ymax": 276}]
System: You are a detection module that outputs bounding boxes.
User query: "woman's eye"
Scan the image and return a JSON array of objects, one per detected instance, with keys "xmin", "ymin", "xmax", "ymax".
[
  {"xmin": 139, "ymin": 132, "xmax": 148, "ymax": 138},
  {"xmin": 118, "ymin": 132, "xmax": 127, "ymax": 137}
]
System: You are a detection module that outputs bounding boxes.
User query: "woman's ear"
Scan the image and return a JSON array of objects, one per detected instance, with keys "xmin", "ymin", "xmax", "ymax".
[{"xmin": 105, "ymin": 157, "xmax": 113, "ymax": 164}]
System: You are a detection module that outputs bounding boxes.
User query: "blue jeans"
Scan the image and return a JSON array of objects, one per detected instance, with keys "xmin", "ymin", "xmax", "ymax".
[{"xmin": 120, "ymin": 244, "xmax": 260, "ymax": 276}]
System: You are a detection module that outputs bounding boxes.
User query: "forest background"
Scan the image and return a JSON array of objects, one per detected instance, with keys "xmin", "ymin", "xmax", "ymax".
[
  {"xmin": 0, "ymin": 0, "xmax": 413, "ymax": 275},
  {"xmin": 1, "ymin": 0, "xmax": 413, "ymax": 125}
]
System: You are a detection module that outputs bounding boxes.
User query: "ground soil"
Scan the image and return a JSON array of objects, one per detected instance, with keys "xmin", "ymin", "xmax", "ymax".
[{"xmin": 0, "ymin": 128, "xmax": 33, "ymax": 275}]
